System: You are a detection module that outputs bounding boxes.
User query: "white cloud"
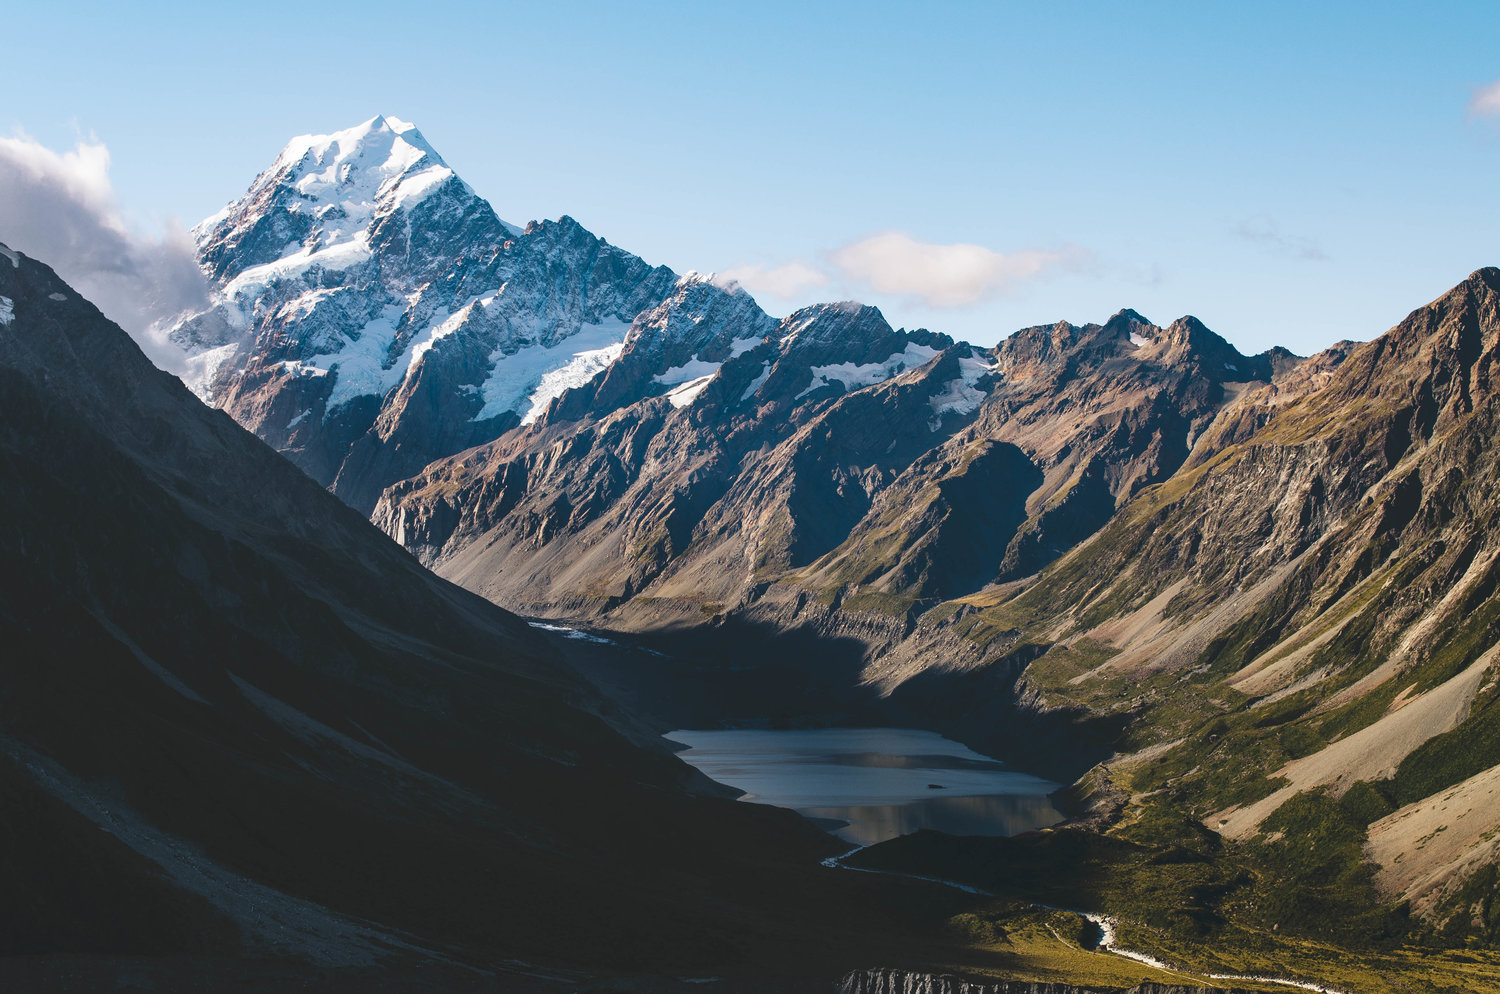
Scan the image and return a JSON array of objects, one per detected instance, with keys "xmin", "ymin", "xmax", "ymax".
[
  {"xmin": 829, "ymin": 231, "xmax": 1084, "ymax": 308},
  {"xmin": 0, "ymin": 132, "xmax": 209, "ymax": 372},
  {"xmin": 715, "ymin": 260, "xmax": 829, "ymax": 300},
  {"xmin": 1469, "ymin": 79, "xmax": 1500, "ymax": 118}
]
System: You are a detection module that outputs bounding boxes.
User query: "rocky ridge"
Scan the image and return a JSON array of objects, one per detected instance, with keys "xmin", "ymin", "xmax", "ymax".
[{"xmin": 376, "ymin": 304, "xmax": 1289, "ymax": 622}]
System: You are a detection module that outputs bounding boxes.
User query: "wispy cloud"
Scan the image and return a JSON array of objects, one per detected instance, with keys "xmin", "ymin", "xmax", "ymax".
[
  {"xmin": 829, "ymin": 231, "xmax": 1085, "ymax": 308},
  {"xmin": 0, "ymin": 132, "xmax": 209, "ymax": 371},
  {"xmin": 1469, "ymin": 79, "xmax": 1500, "ymax": 118},
  {"xmin": 1233, "ymin": 216, "xmax": 1327, "ymax": 261},
  {"xmin": 715, "ymin": 261, "xmax": 828, "ymax": 300}
]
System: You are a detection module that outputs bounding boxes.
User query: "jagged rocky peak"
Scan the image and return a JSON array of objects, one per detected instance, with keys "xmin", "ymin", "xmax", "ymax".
[
  {"xmin": 623, "ymin": 272, "xmax": 777, "ymax": 364},
  {"xmin": 795, "ymin": 307, "xmax": 952, "ymax": 384},
  {"xmin": 766, "ymin": 302, "xmax": 953, "ymax": 397},
  {"xmin": 195, "ymin": 115, "xmax": 503, "ymax": 285},
  {"xmin": 166, "ymin": 115, "xmax": 692, "ymax": 512},
  {"xmin": 1152, "ymin": 314, "xmax": 1270, "ymax": 380},
  {"xmin": 531, "ymin": 271, "xmax": 777, "ymax": 423},
  {"xmin": 996, "ymin": 307, "xmax": 1276, "ymax": 384},
  {"xmin": 537, "ymin": 286, "xmax": 959, "ymax": 426},
  {"xmin": 1281, "ymin": 264, "xmax": 1500, "ymax": 451},
  {"xmin": 781, "ymin": 300, "xmax": 902, "ymax": 352}
]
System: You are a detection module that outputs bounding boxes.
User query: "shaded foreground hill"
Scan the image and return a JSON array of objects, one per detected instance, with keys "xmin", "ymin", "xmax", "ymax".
[{"xmin": 0, "ymin": 244, "xmax": 1005, "ymax": 988}]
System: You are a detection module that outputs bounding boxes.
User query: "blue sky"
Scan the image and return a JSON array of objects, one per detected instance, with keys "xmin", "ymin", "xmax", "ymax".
[{"xmin": 6, "ymin": 1, "xmax": 1499, "ymax": 355}]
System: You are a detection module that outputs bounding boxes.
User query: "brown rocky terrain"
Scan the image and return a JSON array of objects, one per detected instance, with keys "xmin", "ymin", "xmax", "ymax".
[
  {"xmin": 882, "ymin": 268, "xmax": 1500, "ymax": 936},
  {"xmin": 376, "ymin": 308, "xmax": 1286, "ymax": 624}
]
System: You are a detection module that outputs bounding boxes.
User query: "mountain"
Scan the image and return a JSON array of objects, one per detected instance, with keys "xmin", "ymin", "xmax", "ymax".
[
  {"xmin": 814, "ymin": 269, "xmax": 1500, "ymax": 954},
  {"xmin": 0, "ymin": 243, "xmax": 1004, "ymax": 986},
  {"xmin": 167, "ymin": 115, "xmax": 734, "ymax": 512},
  {"xmin": 939, "ymin": 268, "xmax": 1500, "ymax": 935}
]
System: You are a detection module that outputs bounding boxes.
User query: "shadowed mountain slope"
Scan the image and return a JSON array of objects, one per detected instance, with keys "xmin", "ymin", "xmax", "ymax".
[{"xmin": 0, "ymin": 243, "xmax": 996, "ymax": 986}]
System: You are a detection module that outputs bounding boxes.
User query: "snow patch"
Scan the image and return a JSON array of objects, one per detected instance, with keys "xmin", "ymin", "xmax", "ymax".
[
  {"xmin": 407, "ymin": 299, "xmax": 479, "ymax": 369},
  {"xmin": 528, "ymin": 621, "xmax": 617, "ymax": 646},
  {"xmin": 665, "ymin": 374, "xmax": 715, "ymax": 408},
  {"xmin": 519, "ymin": 341, "xmax": 625, "ymax": 423},
  {"xmin": 223, "ymin": 232, "xmax": 373, "ymax": 300},
  {"xmin": 386, "ymin": 164, "xmax": 454, "ymax": 210},
  {"xmin": 317, "ymin": 303, "xmax": 408, "ymax": 412},
  {"xmin": 927, "ymin": 351, "xmax": 997, "ymax": 429},
  {"xmin": 472, "ymin": 316, "xmax": 632, "ymax": 423},
  {"xmin": 796, "ymin": 342, "xmax": 939, "ymax": 400},
  {"xmin": 275, "ymin": 359, "xmax": 331, "ymax": 378},
  {"xmin": 48, "ymin": 292, "xmax": 67, "ymax": 302},
  {"xmin": 654, "ymin": 356, "xmax": 723, "ymax": 388},
  {"xmin": 0, "ymin": 296, "xmax": 12, "ymax": 327},
  {"xmin": 739, "ymin": 361, "xmax": 771, "ymax": 402},
  {"xmin": 1129, "ymin": 331, "xmax": 1150, "ymax": 348},
  {"xmin": 287, "ymin": 409, "xmax": 312, "ymax": 428},
  {"xmin": 180, "ymin": 342, "xmax": 240, "ymax": 400}
]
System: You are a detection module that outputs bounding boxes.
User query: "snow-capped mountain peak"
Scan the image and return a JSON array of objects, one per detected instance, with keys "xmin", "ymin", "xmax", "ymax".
[
  {"xmin": 192, "ymin": 115, "xmax": 513, "ymax": 290},
  {"xmin": 275, "ymin": 115, "xmax": 451, "ymax": 210},
  {"xmin": 167, "ymin": 117, "xmax": 687, "ymax": 512}
]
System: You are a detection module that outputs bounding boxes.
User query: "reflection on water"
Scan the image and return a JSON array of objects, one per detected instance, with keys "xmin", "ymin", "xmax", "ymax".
[
  {"xmin": 800, "ymin": 794, "xmax": 1062, "ymax": 847},
  {"xmin": 666, "ymin": 727, "xmax": 1063, "ymax": 846}
]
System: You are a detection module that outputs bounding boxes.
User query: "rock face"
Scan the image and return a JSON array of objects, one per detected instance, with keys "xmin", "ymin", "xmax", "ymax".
[{"xmin": 373, "ymin": 229, "xmax": 1500, "ymax": 935}]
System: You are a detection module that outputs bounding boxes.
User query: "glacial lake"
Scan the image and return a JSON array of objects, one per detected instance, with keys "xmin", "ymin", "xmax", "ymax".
[{"xmin": 665, "ymin": 727, "xmax": 1064, "ymax": 846}]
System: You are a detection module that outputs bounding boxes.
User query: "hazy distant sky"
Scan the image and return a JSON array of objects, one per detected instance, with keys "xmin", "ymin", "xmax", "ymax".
[{"xmin": 6, "ymin": 1, "xmax": 1500, "ymax": 356}]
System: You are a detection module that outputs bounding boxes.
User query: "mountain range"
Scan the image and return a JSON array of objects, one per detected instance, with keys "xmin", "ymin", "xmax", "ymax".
[
  {"xmin": 9, "ymin": 114, "xmax": 1500, "ymax": 990},
  {"xmin": 164, "ymin": 116, "xmax": 1500, "ymax": 944}
]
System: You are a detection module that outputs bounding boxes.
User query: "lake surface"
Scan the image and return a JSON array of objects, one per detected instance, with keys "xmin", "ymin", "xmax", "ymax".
[{"xmin": 665, "ymin": 727, "xmax": 1064, "ymax": 846}]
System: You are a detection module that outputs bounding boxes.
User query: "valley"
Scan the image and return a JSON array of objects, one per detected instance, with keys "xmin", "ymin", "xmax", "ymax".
[
  {"xmin": 171, "ymin": 118, "xmax": 1500, "ymax": 987},
  {"xmin": 7, "ymin": 104, "xmax": 1500, "ymax": 993}
]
